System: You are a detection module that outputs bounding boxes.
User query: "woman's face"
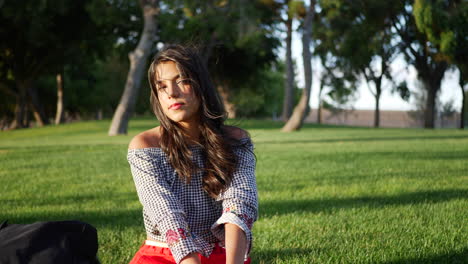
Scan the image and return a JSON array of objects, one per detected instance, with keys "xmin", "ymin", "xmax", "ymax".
[{"xmin": 155, "ymin": 61, "xmax": 200, "ymax": 127}]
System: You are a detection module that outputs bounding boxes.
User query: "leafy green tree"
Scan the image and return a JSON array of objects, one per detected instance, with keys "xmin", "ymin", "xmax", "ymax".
[
  {"xmin": 391, "ymin": 1, "xmax": 449, "ymax": 128},
  {"xmin": 231, "ymin": 62, "xmax": 285, "ymax": 118},
  {"xmin": 158, "ymin": 0, "xmax": 281, "ymax": 117},
  {"xmin": 412, "ymin": 0, "xmax": 468, "ymax": 128},
  {"xmin": 0, "ymin": 0, "xmax": 114, "ymax": 128},
  {"xmin": 105, "ymin": 0, "xmax": 280, "ymax": 135},
  {"xmin": 314, "ymin": 0, "xmax": 402, "ymax": 127},
  {"xmin": 315, "ymin": 53, "xmax": 358, "ymax": 124},
  {"xmin": 312, "ymin": 1, "xmax": 361, "ymax": 117}
]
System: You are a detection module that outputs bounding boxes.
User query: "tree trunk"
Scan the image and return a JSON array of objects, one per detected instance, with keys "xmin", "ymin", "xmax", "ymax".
[
  {"xmin": 24, "ymin": 102, "xmax": 30, "ymax": 128},
  {"xmin": 282, "ymin": 0, "xmax": 315, "ymax": 132},
  {"xmin": 421, "ymin": 62, "xmax": 446, "ymax": 128},
  {"xmin": 55, "ymin": 73, "xmax": 64, "ymax": 125},
  {"xmin": 27, "ymin": 83, "xmax": 49, "ymax": 127},
  {"xmin": 317, "ymin": 102, "xmax": 322, "ymax": 124},
  {"xmin": 462, "ymin": 88, "xmax": 466, "ymax": 129},
  {"xmin": 317, "ymin": 81, "xmax": 324, "ymax": 124},
  {"xmin": 374, "ymin": 79, "xmax": 382, "ymax": 128},
  {"xmin": 108, "ymin": 0, "xmax": 159, "ymax": 136},
  {"xmin": 424, "ymin": 81, "xmax": 437, "ymax": 128},
  {"xmin": 217, "ymin": 84, "xmax": 236, "ymax": 118},
  {"xmin": 11, "ymin": 81, "xmax": 27, "ymax": 129},
  {"xmin": 281, "ymin": 15, "xmax": 294, "ymax": 121},
  {"xmin": 459, "ymin": 69, "xmax": 466, "ymax": 129},
  {"xmin": 374, "ymin": 94, "xmax": 380, "ymax": 128},
  {"xmin": 373, "ymin": 59, "xmax": 388, "ymax": 128}
]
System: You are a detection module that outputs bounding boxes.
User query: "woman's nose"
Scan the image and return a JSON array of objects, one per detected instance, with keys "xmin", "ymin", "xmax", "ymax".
[{"xmin": 166, "ymin": 81, "xmax": 180, "ymax": 97}]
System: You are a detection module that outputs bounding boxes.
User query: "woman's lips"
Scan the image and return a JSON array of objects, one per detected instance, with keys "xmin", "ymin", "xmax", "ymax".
[{"xmin": 169, "ymin": 103, "xmax": 184, "ymax": 110}]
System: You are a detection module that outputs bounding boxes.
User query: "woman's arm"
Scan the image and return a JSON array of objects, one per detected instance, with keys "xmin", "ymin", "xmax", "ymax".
[
  {"xmin": 225, "ymin": 223, "xmax": 247, "ymax": 264},
  {"xmin": 180, "ymin": 253, "xmax": 201, "ymax": 264},
  {"xmin": 128, "ymin": 146, "xmax": 208, "ymax": 264},
  {"xmin": 211, "ymin": 137, "xmax": 258, "ymax": 262}
]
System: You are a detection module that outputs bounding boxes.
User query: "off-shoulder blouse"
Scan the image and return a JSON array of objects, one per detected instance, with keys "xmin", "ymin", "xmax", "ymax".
[{"xmin": 127, "ymin": 137, "xmax": 257, "ymax": 264}]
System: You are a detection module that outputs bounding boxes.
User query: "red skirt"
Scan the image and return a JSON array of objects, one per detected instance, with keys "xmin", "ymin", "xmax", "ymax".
[{"xmin": 129, "ymin": 242, "xmax": 251, "ymax": 264}]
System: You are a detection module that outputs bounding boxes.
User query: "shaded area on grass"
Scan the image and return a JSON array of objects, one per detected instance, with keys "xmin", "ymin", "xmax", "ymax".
[
  {"xmin": 2, "ymin": 192, "xmax": 137, "ymax": 207},
  {"xmin": 258, "ymin": 134, "xmax": 468, "ymax": 145},
  {"xmin": 1, "ymin": 208, "xmax": 142, "ymax": 230},
  {"xmin": 383, "ymin": 248, "xmax": 468, "ymax": 264},
  {"xmin": 230, "ymin": 119, "xmax": 371, "ymax": 130},
  {"xmin": 260, "ymin": 189, "xmax": 468, "ymax": 217},
  {"xmin": 1, "ymin": 193, "xmax": 142, "ymax": 229},
  {"xmin": 315, "ymin": 150, "xmax": 468, "ymax": 162}
]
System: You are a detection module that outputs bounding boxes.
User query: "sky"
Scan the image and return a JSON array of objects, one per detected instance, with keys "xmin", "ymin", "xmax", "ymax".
[{"xmin": 286, "ymin": 27, "xmax": 463, "ymax": 112}]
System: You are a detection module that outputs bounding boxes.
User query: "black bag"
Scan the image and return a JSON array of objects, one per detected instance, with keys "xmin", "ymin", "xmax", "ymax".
[{"xmin": 0, "ymin": 220, "xmax": 99, "ymax": 264}]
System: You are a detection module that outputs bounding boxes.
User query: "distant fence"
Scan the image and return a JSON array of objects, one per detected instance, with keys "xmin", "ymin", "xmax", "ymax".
[{"xmin": 305, "ymin": 109, "xmax": 462, "ymax": 128}]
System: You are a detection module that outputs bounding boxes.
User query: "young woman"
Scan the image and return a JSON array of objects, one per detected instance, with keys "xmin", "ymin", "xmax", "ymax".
[{"xmin": 127, "ymin": 45, "xmax": 257, "ymax": 264}]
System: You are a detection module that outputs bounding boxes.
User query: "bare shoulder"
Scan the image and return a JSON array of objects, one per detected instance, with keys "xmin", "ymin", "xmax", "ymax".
[
  {"xmin": 128, "ymin": 126, "xmax": 162, "ymax": 149},
  {"xmin": 222, "ymin": 125, "xmax": 250, "ymax": 140}
]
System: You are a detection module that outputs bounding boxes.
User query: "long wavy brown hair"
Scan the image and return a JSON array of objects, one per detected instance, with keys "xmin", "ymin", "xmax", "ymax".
[{"xmin": 148, "ymin": 44, "xmax": 250, "ymax": 198}]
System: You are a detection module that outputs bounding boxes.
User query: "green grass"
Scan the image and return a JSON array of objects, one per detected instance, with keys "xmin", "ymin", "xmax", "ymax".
[{"xmin": 1, "ymin": 119, "xmax": 467, "ymax": 263}]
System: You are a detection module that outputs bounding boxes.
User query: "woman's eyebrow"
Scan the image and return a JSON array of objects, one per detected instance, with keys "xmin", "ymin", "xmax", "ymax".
[{"xmin": 157, "ymin": 74, "xmax": 181, "ymax": 81}]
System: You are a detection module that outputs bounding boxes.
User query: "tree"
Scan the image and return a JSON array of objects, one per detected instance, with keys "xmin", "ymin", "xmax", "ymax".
[
  {"xmin": 107, "ymin": 0, "xmax": 280, "ymax": 133},
  {"xmin": 312, "ymin": 1, "xmax": 363, "ymax": 120},
  {"xmin": 231, "ymin": 62, "xmax": 285, "ymax": 118},
  {"xmin": 392, "ymin": 1, "xmax": 449, "ymax": 128},
  {"xmin": 0, "ymin": 0, "xmax": 111, "ymax": 128},
  {"xmin": 54, "ymin": 73, "xmax": 64, "ymax": 124},
  {"xmin": 282, "ymin": 0, "xmax": 316, "ymax": 131},
  {"xmin": 315, "ymin": 56, "xmax": 342, "ymax": 124},
  {"xmin": 412, "ymin": 0, "xmax": 468, "ymax": 128},
  {"xmin": 314, "ymin": 0, "xmax": 401, "ymax": 127},
  {"xmin": 108, "ymin": 0, "xmax": 160, "ymax": 135},
  {"xmin": 318, "ymin": 54, "xmax": 358, "ymax": 119},
  {"xmin": 277, "ymin": 1, "xmax": 307, "ymax": 121},
  {"xmin": 159, "ymin": 0, "xmax": 280, "ymax": 118},
  {"xmin": 282, "ymin": 1, "xmax": 295, "ymax": 121}
]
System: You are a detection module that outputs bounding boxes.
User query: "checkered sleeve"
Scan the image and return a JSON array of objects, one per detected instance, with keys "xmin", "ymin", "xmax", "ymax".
[
  {"xmin": 127, "ymin": 150, "xmax": 210, "ymax": 264},
  {"xmin": 211, "ymin": 139, "xmax": 258, "ymax": 255}
]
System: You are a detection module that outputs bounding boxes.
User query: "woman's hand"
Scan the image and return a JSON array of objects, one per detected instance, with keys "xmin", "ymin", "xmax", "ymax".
[
  {"xmin": 225, "ymin": 223, "xmax": 247, "ymax": 264},
  {"xmin": 180, "ymin": 253, "xmax": 201, "ymax": 264}
]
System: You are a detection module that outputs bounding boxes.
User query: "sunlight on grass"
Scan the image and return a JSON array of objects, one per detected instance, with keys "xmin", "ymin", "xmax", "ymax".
[{"xmin": 1, "ymin": 119, "xmax": 467, "ymax": 263}]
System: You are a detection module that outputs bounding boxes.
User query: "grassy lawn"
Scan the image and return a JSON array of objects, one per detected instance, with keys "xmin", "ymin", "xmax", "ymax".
[{"xmin": 1, "ymin": 118, "xmax": 467, "ymax": 263}]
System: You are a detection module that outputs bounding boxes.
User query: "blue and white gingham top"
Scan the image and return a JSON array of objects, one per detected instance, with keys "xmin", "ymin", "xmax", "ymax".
[{"xmin": 127, "ymin": 137, "xmax": 257, "ymax": 264}]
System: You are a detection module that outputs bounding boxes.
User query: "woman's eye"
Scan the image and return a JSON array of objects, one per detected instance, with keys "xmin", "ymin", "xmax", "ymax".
[
  {"xmin": 177, "ymin": 79, "xmax": 190, "ymax": 85},
  {"xmin": 156, "ymin": 83, "xmax": 166, "ymax": 89}
]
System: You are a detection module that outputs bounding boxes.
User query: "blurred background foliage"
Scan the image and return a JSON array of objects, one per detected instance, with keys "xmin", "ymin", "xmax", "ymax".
[{"xmin": 0, "ymin": 0, "xmax": 467, "ymax": 129}]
